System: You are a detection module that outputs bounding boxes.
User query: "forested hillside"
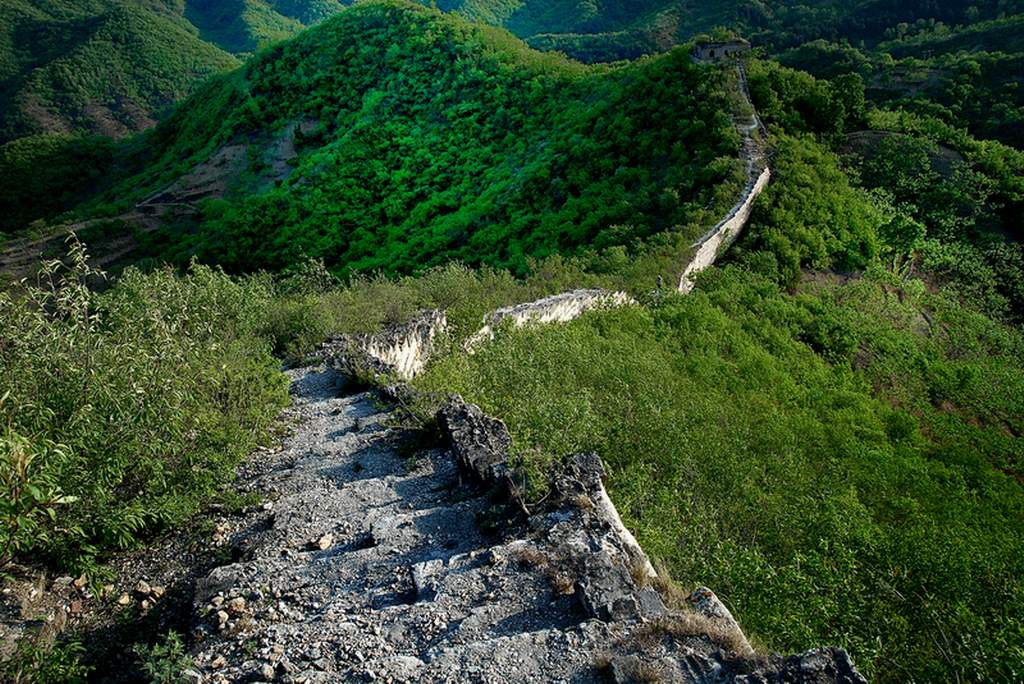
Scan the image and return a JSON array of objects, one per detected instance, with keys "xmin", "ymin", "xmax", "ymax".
[
  {"xmin": 0, "ymin": 0, "xmax": 358, "ymax": 143},
  {"xmin": 437, "ymin": 0, "xmax": 1024, "ymax": 59},
  {"xmin": 0, "ymin": 0, "xmax": 239, "ymax": 142},
  {"xmin": 2, "ymin": 1, "xmax": 744, "ymax": 276},
  {"xmin": 2, "ymin": 1, "xmax": 1023, "ymax": 682},
  {"xmin": 4, "ymin": 0, "xmax": 1022, "ymax": 145}
]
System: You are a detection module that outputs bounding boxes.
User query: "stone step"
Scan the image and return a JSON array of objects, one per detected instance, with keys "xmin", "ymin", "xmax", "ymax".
[{"xmin": 187, "ymin": 366, "xmax": 866, "ymax": 684}]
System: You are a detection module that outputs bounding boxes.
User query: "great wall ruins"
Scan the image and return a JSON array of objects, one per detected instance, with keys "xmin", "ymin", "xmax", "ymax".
[{"xmin": 178, "ymin": 57, "xmax": 865, "ymax": 683}]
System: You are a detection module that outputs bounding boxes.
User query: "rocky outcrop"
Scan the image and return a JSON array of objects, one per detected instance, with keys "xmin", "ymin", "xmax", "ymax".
[
  {"xmin": 434, "ymin": 394, "xmax": 866, "ymax": 683},
  {"xmin": 607, "ymin": 645, "xmax": 865, "ymax": 684},
  {"xmin": 321, "ymin": 309, "xmax": 447, "ymax": 380},
  {"xmin": 436, "ymin": 396, "xmax": 515, "ymax": 486},
  {"xmin": 465, "ymin": 289, "xmax": 635, "ymax": 351}
]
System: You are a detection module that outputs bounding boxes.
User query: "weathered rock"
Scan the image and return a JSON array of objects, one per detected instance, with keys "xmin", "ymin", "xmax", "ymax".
[
  {"xmin": 575, "ymin": 552, "xmax": 665, "ymax": 622},
  {"xmin": 436, "ymin": 395, "xmax": 512, "ymax": 485},
  {"xmin": 688, "ymin": 586, "xmax": 753, "ymax": 655},
  {"xmin": 411, "ymin": 559, "xmax": 443, "ymax": 602},
  {"xmin": 322, "ymin": 309, "xmax": 447, "ymax": 381},
  {"xmin": 465, "ymin": 289, "xmax": 636, "ymax": 351},
  {"xmin": 768, "ymin": 648, "xmax": 867, "ymax": 684},
  {"xmin": 227, "ymin": 596, "xmax": 246, "ymax": 615},
  {"xmin": 195, "ymin": 563, "xmax": 241, "ymax": 605}
]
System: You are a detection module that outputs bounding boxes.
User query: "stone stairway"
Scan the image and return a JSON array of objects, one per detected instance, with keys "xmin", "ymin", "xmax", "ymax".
[
  {"xmin": 187, "ymin": 365, "xmax": 865, "ymax": 684},
  {"xmin": 189, "ymin": 366, "xmax": 623, "ymax": 683}
]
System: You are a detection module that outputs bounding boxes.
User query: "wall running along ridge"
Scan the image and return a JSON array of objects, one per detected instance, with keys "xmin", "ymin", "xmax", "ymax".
[
  {"xmin": 306, "ymin": 57, "xmax": 864, "ymax": 681},
  {"xmin": 678, "ymin": 164, "xmax": 770, "ymax": 293},
  {"xmin": 679, "ymin": 60, "xmax": 770, "ymax": 292}
]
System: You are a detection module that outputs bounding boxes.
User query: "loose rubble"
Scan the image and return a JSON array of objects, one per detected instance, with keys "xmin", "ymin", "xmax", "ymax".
[{"xmin": 185, "ymin": 364, "xmax": 866, "ymax": 683}]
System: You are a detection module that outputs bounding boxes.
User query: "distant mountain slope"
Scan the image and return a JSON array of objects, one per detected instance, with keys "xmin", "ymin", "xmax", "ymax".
[
  {"xmin": 0, "ymin": 0, "xmax": 242, "ymax": 142},
  {"xmin": 184, "ymin": 0, "xmax": 306, "ymax": 54},
  {"xmin": 0, "ymin": 0, "xmax": 360, "ymax": 143},
  {"xmin": 456, "ymin": 0, "xmax": 1023, "ymax": 60},
  {"xmin": 4, "ymin": 0, "xmax": 1020, "ymax": 144},
  {"xmin": 3, "ymin": 1, "xmax": 741, "ymax": 275}
]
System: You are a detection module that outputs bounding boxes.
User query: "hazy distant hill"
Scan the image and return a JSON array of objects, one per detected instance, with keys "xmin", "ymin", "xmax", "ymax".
[
  {"xmin": 4, "ymin": 0, "xmax": 1021, "ymax": 143},
  {"xmin": 0, "ymin": 1, "xmax": 239, "ymax": 142}
]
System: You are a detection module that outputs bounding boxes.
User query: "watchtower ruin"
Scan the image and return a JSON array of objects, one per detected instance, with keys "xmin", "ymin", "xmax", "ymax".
[{"xmin": 692, "ymin": 39, "xmax": 751, "ymax": 62}]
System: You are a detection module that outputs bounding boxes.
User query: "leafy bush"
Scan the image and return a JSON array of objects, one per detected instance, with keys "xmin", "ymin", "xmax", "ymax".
[
  {"xmin": 132, "ymin": 631, "xmax": 194, "ymax": 684},
  {"xmin": 732, "ymin": 134, "xmax": 882, "ymax": 285},
  {"xmin": 412, "ymin": 265, "xmax": 1024, "ymax": 682},
  {"xmin": 0, "ymin": 239, "xmax": 288, "ymax": 569},
  {"xmin": 0, "ymin": 632, "xmax": 90, "ymax": 684},
  {"xmin": 0, "ymin": 415, "xmax": 75, "ymax": 570}
]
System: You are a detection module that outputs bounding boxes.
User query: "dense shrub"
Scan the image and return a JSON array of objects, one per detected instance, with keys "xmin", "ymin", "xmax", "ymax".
[
  {"xmin": 0, "ymin": 240, "xmax": 288, "ymax": 569},
  {"xmin": 732, "ymin": 134, "xmax": 882, "ymax": 285},
  {"xmin": 412, "ymin": 265, "xmax": 1024, "ymax": 682},
  {"xmin": 0, "ymin": 134, "xmax": 119, "ymax": 235}
]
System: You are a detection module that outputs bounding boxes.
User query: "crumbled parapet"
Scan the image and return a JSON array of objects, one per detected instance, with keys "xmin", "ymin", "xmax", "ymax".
[
  {"xmin": 322, "ymin": 337, "xmax": 393, "ymax": 382},
  {"xmin": 436, "ymin": 394, "xmax": 514, "ymax": 486},
  {"xmin": 575, "ymin": 550, "xmax": 666, "ymax": 622},
  {"xmin": 434, "ymin": 400, "xmax": 664, "ymax": 626},
  {"xmin": 688, "ymin": 586, "xmax": 754, "ymax": 656},
  {"xmin": 187, "ymin": 366, "xmax": 867, "ymax": 684},
  {"xmin": 677, "ymin": 165, "xmax": 770, "ymax": 293},
  {"xmin": 322, "ymin": 309, "xmax": 447, "ymax": 380},
  {"xmin": 550, "ymin": 453, "xmax": 658, "ymax": 582},
  {"xmin": 465, "ymin": 289, "xmax": 636, "ymax": 352}
]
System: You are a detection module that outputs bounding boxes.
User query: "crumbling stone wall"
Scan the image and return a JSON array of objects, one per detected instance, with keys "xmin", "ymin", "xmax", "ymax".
[
  {"xmin": 322, "ymin": 309, "xmax": 447, "ymax": 380},
  {"xmin": 465, "ymin": 289, "xmax": 636, "ymax": 351},
  {"xmin": 678, "ymin": 165, "xmax": 771, "ymax": 293}
]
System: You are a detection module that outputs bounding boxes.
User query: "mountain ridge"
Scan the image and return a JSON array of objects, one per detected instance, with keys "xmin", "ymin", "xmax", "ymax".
[{"xmin": 2, "ymin": 1, "xmax": 746, "ymax": 279}]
